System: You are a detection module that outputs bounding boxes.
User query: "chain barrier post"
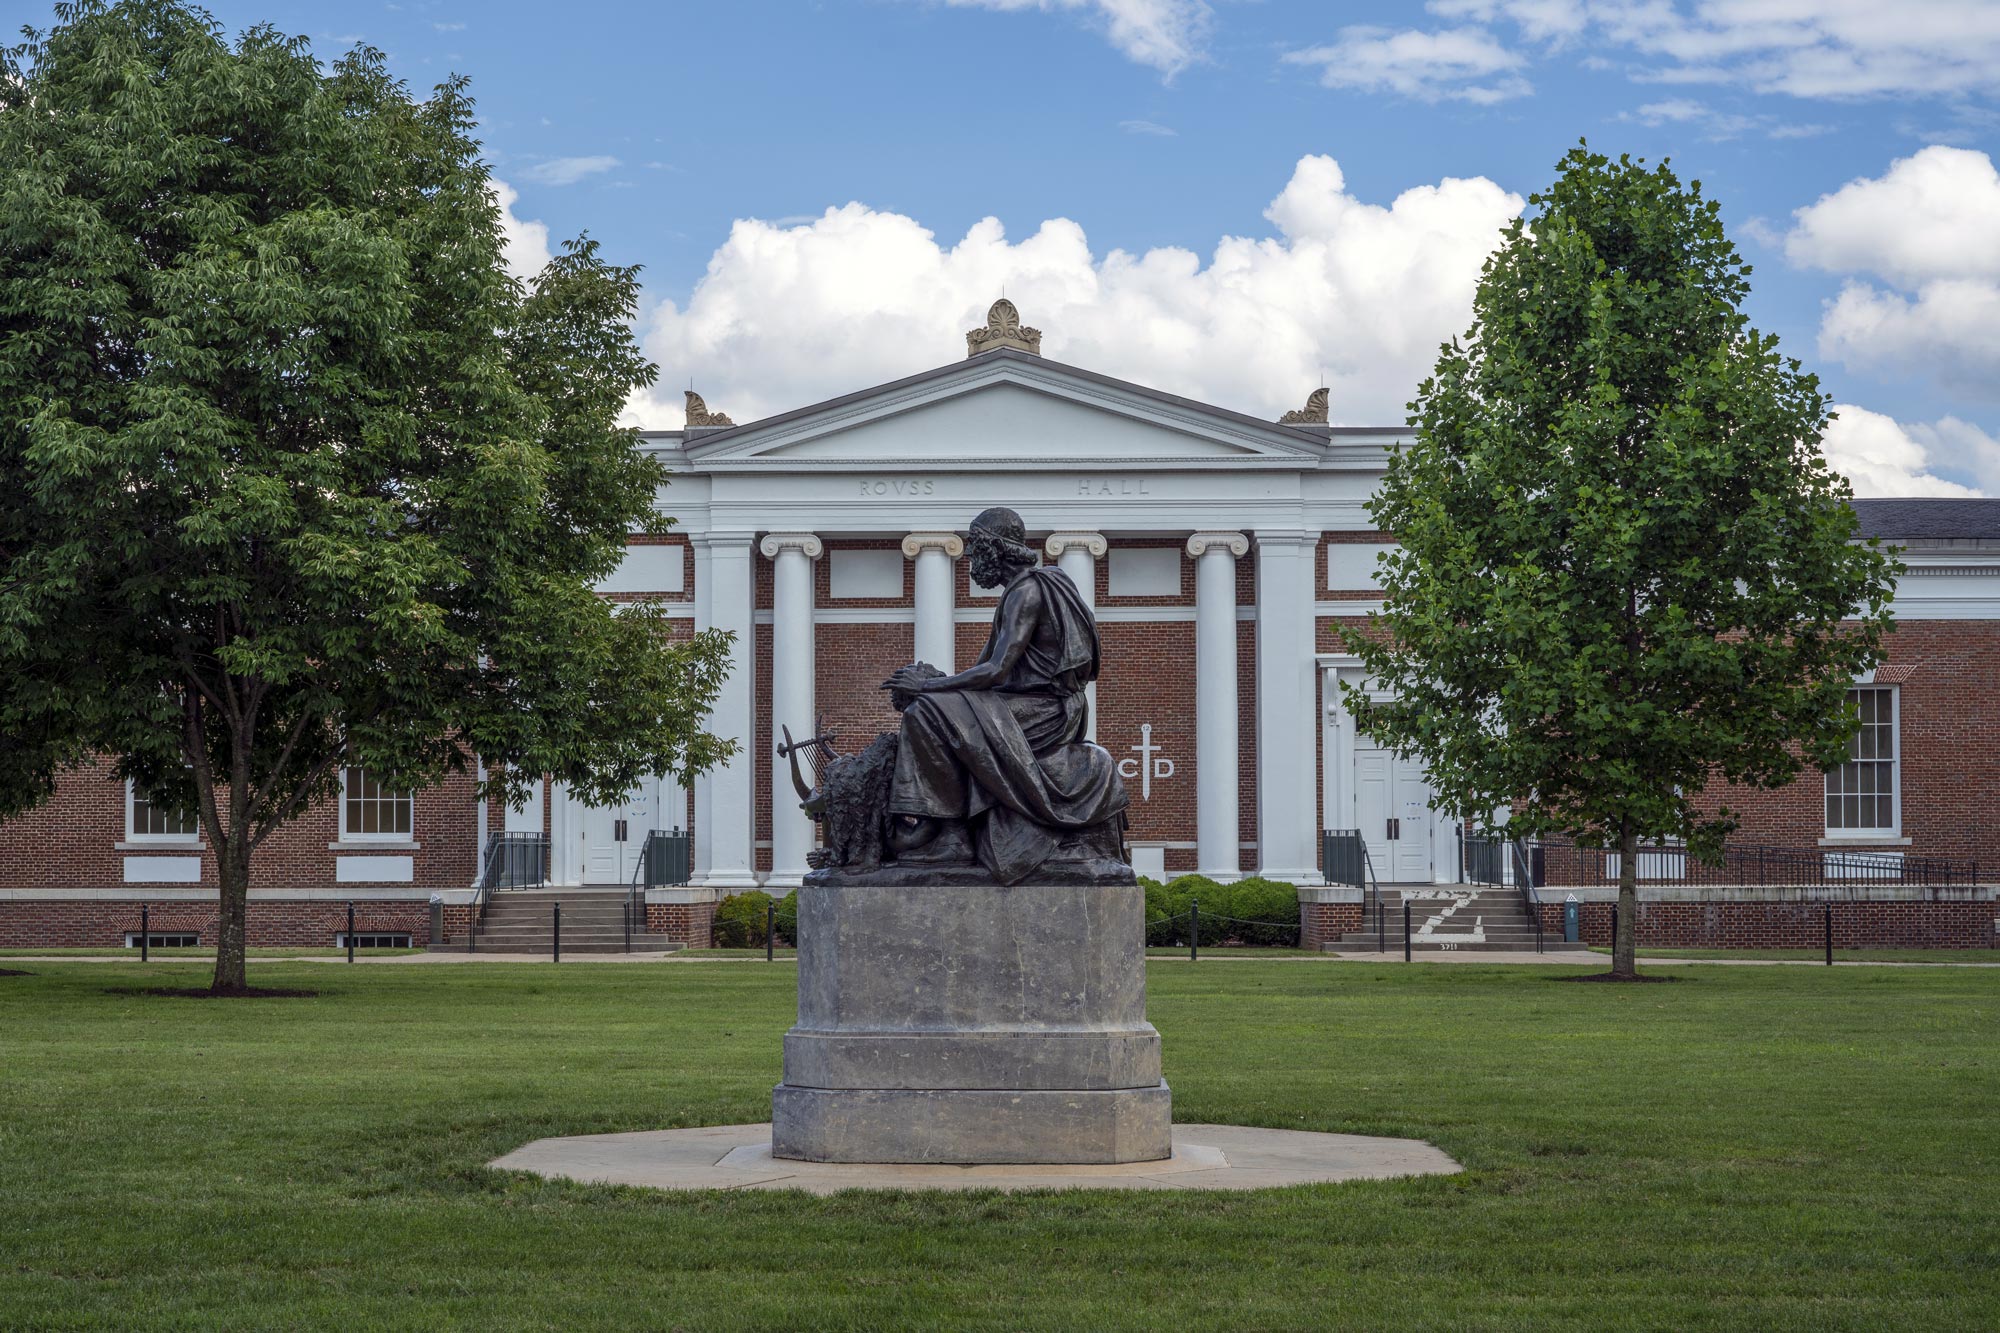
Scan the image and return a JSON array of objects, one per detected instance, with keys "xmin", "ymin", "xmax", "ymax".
[
  {"xmin": 1189, "ymin": 899, "xmax": 1199, "ymax": 963},
  {"xmin": 553, "ymin": 902, "xmax": 561, "ymax": 964},
  {"xmin": 766, "ymin": 900, "xmax": 776, "ymax": 963},
  {"xmin": 347, "ymin": 901, "xmax": 356, "ymax": 963},
  {"xmin": 1403, "ymin": 898, "xmax": 1412, "ymax": 963},
  {"xmin": 1825, "ymin": 903, "xmax": 1833, "ymax": 966},
  {"xmin": 140, "ymin": 904, "xmax": 149, "ymax": 962}
]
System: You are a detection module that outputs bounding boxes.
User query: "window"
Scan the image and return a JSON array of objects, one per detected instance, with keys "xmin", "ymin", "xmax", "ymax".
[
  {"xmin": 335, "ymin": 932, "xmax": 413, "ymax": 949},
  {"xmin": 124, "ymin": 932, "xmax": 199, "ymax": 948},
  {"xmin": 1825, "ymin": 687, "xmax": 1899, "ymax": 836},
  {"xmin": 342, "ymin": 767, "xmax": 413, "ymax": 840},
  {"xmin": 127, "ymin": 781, "xmax": 198, "ymax": 841}
]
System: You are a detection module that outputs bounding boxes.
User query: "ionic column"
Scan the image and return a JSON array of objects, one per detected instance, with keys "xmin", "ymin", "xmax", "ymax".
[
  {"xmin": 902, "ymin": 532, "xmax": 963, "ymax": 673},
  {"xmin": 693, "ymin": 532, "xmax": 759, "ymax": 888},
  {"xmin": 1187, "ymin": 532, "xmax": 1248, "ymax": 880},
  {"xmin": 761, "ymin": 533, "xmax": 823, "ymax": 887},
  {"xmin": 1045, "ymin": 532, "xmax": 1107, "ymax": 739},
  {"xmin": 1254, "ymin": 530, "xmax": 1325, "ymax": 884}
]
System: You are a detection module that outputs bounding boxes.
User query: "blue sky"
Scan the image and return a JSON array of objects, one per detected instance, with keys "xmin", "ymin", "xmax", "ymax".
[{"xmin": 73, "ymin": 1, "xmax": 2000, "ymax": 494}]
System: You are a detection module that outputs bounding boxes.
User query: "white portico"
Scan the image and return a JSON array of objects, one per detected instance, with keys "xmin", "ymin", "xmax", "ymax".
[{"xmin": 576, "ymin": 301, "xmax": 1447, "ymax": 891}]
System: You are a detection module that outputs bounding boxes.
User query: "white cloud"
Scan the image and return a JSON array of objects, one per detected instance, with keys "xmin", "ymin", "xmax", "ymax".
[
  {"xmin": 518, "ymin": 155, "xmax": 620, "ymax": 187},
  {"xmin": 939, "ymin": 0, "xmax": 1212, "ymax": 76},
  {"xmin": 626, "ymin": 155, "xmax": 1523, "ymax": 429},
  {"xmin": 1787, "ymin": 148, "xmax": 2000, "ymax": 398},
  {"xmin": 1346, "ymin": 1, "xmax": 2000, "ymax": 102},
  {"xmin": 1283, "ymin": 26, "xmax": 1531, "ymax": 104},
  {"xmin": 1119, "ymin": 118, "xmax": 1177, "ymax": 136},
  {"xmin": 491, "ymin": 181, "xmax": 552, "ymax": 281},
  {"xmin": 1786, "ymin": 146, "xmax": 2000, "ymax": 287},
  {"xmin": 1821, "ymin": 404, "xmax": 1990, "ymax": 497}
]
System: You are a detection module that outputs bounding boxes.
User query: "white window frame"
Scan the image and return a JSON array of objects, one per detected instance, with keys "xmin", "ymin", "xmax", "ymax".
[
  {"xmin": 125, "ymin": 779, "xmax": 200, "ymax": 845},
  {"xmin": 339, "ymin": 766, "xmax": 415, "ymax": 843},
  {"xmin": 1824, "ymin": 685, "xmax": 1900, "ymax": 840}
]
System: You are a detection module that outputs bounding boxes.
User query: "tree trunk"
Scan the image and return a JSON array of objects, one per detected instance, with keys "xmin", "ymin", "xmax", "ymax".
[
  {"xmin": 1613, "ymin": 822, "xmax": 1639, "ymax": 979},
  {"xmin": 211, "ymin": 836, "xmax": 251, "ymax": 993}
]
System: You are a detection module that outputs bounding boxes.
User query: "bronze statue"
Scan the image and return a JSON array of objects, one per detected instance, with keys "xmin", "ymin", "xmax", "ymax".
[{"xmin": 781, "ymin": 507, "xmax": 1132, "ymax": 886}]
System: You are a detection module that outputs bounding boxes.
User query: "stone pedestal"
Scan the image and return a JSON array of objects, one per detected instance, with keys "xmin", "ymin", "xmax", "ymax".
[{"xmin": 771, "ymin": 881, "xmax": 1171, "ymax": 1164}]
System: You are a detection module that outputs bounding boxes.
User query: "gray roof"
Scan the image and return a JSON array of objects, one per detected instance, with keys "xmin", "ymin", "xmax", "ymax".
[{"xmin": 1850, "ymin": 499, "xmax": 2000, "ymax": 540}]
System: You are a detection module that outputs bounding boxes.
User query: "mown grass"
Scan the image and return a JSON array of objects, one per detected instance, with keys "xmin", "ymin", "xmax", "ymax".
[{"xmin": 1, "ymin": 960, "xmax": 1994, "ymax": 1330}]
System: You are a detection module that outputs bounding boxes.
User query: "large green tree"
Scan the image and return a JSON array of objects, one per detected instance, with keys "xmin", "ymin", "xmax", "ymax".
[
  {"xmin": 0, "ymin": 1, "xmax": 734, "ymax": 991},
  {"xmin": 1346, "ymin": 146, "xmax": 1898, "ymax": 978}
]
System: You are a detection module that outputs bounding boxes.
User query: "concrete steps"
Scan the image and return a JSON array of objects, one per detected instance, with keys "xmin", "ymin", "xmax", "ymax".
[
  {"xmin": 1324, "ymin": 887, "xmax": 1550, "ymax": 954},
  {"xmin": 437, "ymin": 888, "xmax": 685, "ymax": 955}
]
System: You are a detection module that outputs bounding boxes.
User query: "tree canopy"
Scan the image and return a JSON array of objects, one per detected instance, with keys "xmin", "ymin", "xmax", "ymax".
[
  {"xmin": 0, "ymin": 1, "xmax": 734, "ymax": 989},
  {"xmin": 1345, "ymin": 145, "xmax": 1899, "ymax": 976}
]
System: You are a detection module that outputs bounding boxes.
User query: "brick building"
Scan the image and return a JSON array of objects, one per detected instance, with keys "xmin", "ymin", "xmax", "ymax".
[{"xmin": 4, "ymin": 302, "xmax": 1996, "ymax": 950}]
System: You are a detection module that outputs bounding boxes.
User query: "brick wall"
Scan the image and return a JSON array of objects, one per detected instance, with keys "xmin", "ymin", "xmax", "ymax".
[
  {"xmin": 648, "ymin": 900, "xmax": 715, "ymax": 948},
  {"xmin": 1535, "ymin": 898, "xmax": 1998, "ymax": 950},
  {"xmin": 0, "ymin": 898, "xmax": 432, "ymax": 949}
]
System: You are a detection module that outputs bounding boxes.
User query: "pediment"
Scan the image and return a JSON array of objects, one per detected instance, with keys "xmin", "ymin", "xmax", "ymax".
[{"xmin": 683, "ymin": 351, "xmax": 1325, "ymax": 472}]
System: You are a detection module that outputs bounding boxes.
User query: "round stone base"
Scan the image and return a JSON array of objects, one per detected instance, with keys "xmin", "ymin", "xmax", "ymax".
[
  {"xmin": 490, "ymin": 1123, "xmax": 1463, "ymax": 1194},
  {"xmin": 772, "ymin": 1080, "xmax": 1171, "ymax": 1164}
]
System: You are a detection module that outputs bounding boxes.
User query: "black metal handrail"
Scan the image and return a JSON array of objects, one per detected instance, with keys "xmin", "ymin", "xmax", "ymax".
[
  {"xmin": 1322, "ymin": 829, "xmax": 1386, "ymax": 952},
  {"xmin": 1509, "ymin": 839, "xmax": 1545, "ymax": 954},
  {"xmin": 467, "ymin": 832, "xmax": 549, "ymax": 951},
  {"xmin": 1518, "ymin": 836, "xmax": 1978, "ymax": 890},
  {"xmin": 627, "ymin": 827, "xmax": 693, "ymax": 938}
]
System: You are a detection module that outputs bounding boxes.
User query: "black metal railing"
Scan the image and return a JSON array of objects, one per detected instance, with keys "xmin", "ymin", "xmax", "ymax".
[
  {"xmin": 1509, "ymin": 839, "xmax": 1546, "ymax": 954},
  {"xmin": 1460, "ymin": 828, "xmax": 1546, "ymax": 953},
  {"xmin": 627, "ymin": 827, "xmax": 693, "ymax": 938},
  {"xmin": 1515, "ymin": 837, "xmax": 1978, "ymax": 891},
  {"xmin": 1322, "ymin": 828, "xmax": 1386, "ymax": 951},
  {"xmin": 467, "ymin": 832, "xmax": 549, "ymax": 951}
]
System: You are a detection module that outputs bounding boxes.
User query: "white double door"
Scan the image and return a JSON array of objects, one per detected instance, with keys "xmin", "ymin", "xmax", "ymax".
[
  {"xmin": 574, "ymin": 777, "xmax": 681, "ymax": 885},
  {"xmin": 1353, "ymin": 745, "xmax": 1443, "ymax": 883}
]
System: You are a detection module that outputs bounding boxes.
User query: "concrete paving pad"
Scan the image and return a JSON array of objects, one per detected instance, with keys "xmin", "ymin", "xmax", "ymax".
[{"xmin": 488, "ymin": 1122, "xmax": 1461, "ymax": 1194}]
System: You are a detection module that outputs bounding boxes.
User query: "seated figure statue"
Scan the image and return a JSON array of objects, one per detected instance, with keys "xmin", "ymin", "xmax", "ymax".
[{"xmin": 881, "ymin": 507, "xmax": 1130, "ymax": 884}]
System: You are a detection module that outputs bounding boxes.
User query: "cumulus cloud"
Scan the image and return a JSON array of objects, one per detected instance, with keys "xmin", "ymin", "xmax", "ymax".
[
  {"xmin": 1821, "ymin": 405, "xmax": 1991, "ymax": 497},
  {"xmin": 1787, "ymin": 148, "xmax": 2000, "ymax": 399},
  {"xmin": 518, "ymin": 155, "xmax": 621, "ymax": 187},
  {"xmin": 626, "ymin": 155, "xmax": 1523, "ymax": 428},
  {"xmin": 1283, "ymin": 27, "xmax": 1531, "ymax": 104},
  {"xmin": 939, "ymin": 0, "xmax": 1212, "ymax": 76},
  {"xmin": 491, "ymin": 180, "xmax": 551, "ymax": 280}
]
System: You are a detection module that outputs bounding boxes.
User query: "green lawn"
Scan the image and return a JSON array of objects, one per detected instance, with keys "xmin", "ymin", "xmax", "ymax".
[
  {"xmin": 1593, "ymin": 946, "xmax": 2000, "ymax": 964},
  {"xmin": 1, "ymin": 961, "xmax": 1994, "ymax": 1330}
]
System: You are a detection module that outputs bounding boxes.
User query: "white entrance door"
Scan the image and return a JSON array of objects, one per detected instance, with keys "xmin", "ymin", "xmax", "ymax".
[
  {"xmin": 578, "ymin": 784, "xmax": 657, "ymax": 885},
  {"xmin": 1354, "ymin": 745, "xmax": 1437, "ymax": 882}
]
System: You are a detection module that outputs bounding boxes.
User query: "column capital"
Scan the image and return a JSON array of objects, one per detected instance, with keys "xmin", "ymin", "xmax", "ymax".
[
  {"xmin": 693, "ymin": 531, "xmax": 757, "ymax": 552},
  {"xmin": 1044, "ymin": 531, "xmax": 1107, "ymax": 559},
  {"xmin": 759, "ymin": 532, "xmax": 823, "ymax": 560},
  {"xmin": 901, "ymin": 531, "xmax": 964, "ymax": 560},
  {"xmin": 1251, "ymin": 529, "xmax": 1320, "ymax": 550},
  {"xmin": 1186, "ymin": 531, "xmax": 1249, "ymax": 559}
]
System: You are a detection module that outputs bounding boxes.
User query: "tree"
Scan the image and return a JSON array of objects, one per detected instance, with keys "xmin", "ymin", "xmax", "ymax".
[
  {"xmin": 1344, "ymin": 145, "xmax": 1899, "ymax": 979},
  {"xmin": 0, "ymin": 2, "xmax": 735, "ymax": 991}
]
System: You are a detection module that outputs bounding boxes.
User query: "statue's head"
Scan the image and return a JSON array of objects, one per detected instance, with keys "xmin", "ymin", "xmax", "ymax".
[{"xmin": 967, "ymin": 506, "xmax": 1036, "ymax": 589}]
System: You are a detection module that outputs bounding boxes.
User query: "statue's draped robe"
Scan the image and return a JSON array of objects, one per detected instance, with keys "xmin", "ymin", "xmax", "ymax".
[{"xmin": 888, "ymin": 565, "xmax": 1127, "ymax": 884}]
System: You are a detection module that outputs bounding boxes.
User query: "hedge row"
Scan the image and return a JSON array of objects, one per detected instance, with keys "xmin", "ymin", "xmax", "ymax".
[
  {"xmin": 713, "ymin": 889, "xmax": 799, "ymax": 948},
  {"xmin": 1140, "ymin": 875, "xmax": 1300, "ymax": 947}
]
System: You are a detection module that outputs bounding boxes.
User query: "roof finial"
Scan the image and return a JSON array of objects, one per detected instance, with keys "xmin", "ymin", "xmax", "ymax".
[
  {"xmin": 1280, "ymin": 386, "xmax": 1329, "ymax": 425},
  {"xmin": 685, "ymin": 389, "xmax": 734, "ymax": 428},
  {"xmin": 967, "ymin": 297, "xmax": 1042, "ymax": 359}
]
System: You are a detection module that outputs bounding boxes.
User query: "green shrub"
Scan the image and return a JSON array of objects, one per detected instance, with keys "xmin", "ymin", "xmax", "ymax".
[
  {"xmin": 1140, "ymin": 874, "xmax": 1299, "ymax": 947},
  {"xmin": 713, "ymin": 891, "xmax": 773, "ymax": 948}
]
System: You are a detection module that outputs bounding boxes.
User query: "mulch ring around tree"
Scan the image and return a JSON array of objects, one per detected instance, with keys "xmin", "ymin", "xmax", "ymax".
[
  {"xmin": 1556, "ymin": 973, "xmax": 1682, "ymax": 984},
  {"xmin": 109, "ymin": 986, "xmax": 320, "ymax": 999}
]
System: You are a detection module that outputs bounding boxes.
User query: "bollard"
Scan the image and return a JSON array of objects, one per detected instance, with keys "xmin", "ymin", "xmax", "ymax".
[
  {"xmin": 141, "ymin": 904, "xmax": 149, "ymax": 963},
  {"xmin": 1190, "ymin": 899, "xmax": 1199, "ymax": 963},
  {"xmin": 347, "ymin": 901, "xmax": 356, "ymax": 964},
  {"xmin": 553, "ymin": 902, "xmax": 561, "ymax": 964},
  {"xmin": 623, "ymin": 896, "xmax": 631, "ymax": 955},
  {"xmin": 1403, "ymin": 899, "xmax": 1412, "ymax": 963},
  {"xmin": 1825, "ymin": 903, "xmax": 1833, "ymax": 966},
  {"xmin": 766, "ymin": 900, "xmax": 775, "ymax": 963}
]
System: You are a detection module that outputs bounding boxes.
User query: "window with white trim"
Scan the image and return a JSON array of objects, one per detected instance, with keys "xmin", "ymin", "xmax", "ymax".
[
  {"xmin": 127, "ymin": 780, "xmax": 199, "ymax": 842},
  {"xmin": 341, "ymin": 767, "xmax": 413, "ymax": 840},
  {"xmin": 1825, "ymin": 686, "xmax": 1899, "ymax": 836}
]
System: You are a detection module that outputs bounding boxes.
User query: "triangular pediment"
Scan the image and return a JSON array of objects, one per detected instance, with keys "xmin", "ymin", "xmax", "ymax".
[{"xmin": 681, "ymin": 350, "xmax": 1326, "ymax": 471}]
